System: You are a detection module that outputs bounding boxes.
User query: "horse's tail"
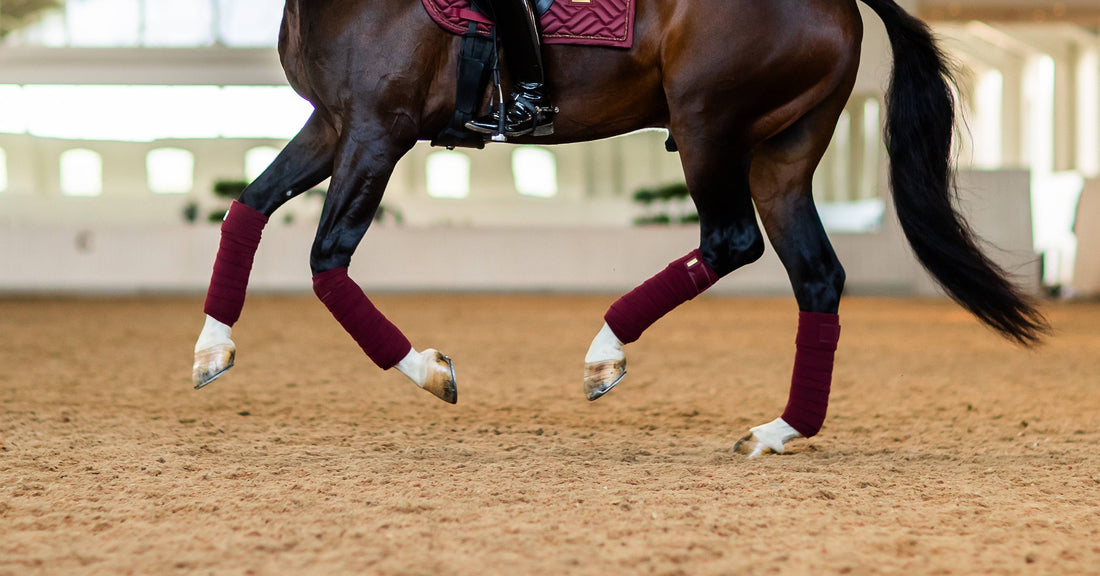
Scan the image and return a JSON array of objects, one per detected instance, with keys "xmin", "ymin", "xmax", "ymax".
[{"xmin": 857, "ymin": 0, "xmax": 1048, "ymax": 346}]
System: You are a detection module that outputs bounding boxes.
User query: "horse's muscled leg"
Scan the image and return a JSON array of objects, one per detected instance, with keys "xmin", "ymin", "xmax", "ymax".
[
  {"xmin": 193, "ymin": 112, "xmax": 337, "ymax": 388},
  {"xmin": 584, "ymin": 150, "xmax": 763, "ymax": 400},
  {"xmin": 309, "ymin": 122, "xmax": 456, "ymax": 404},
  {"xmin": 733, "ymin": 101, "xmax": 848, "ymax": 457}
]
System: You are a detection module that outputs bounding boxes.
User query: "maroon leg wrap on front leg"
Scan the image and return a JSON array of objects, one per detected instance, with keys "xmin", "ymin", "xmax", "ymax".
[
  {"xmin": 203, "ymin": 201, "xmax": 269, "ymax": 326},
  {"xmin": 604, "ymin": 249, "xmax": 720, "ymax": 344},
  {"xmin": 781, "ymin": 312, "xmax": 841, "ymax": 438},
  {"xmin": 313, "ymin": 268, "xmax": 412, "ymax": 370}
]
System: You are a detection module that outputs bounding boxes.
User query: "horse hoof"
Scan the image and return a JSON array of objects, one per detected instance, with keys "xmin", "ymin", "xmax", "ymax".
[
  {"xmin": 583, "ymin": 359, "xmax": 626, "ymax": 401},
  {"xmin": 422, "ymin": 351, "xmax": 458, "ymax": 404},
  {"xmin": 193, "ymin": 344, "xmax": 235, "ymax": 390},
  {"xmin": 732, "ymin": 418, "xmax": 801, "ymax": 458},
  {"xmin": 732, "ymin": 433, "xmax": 775, "ymax": 459}
]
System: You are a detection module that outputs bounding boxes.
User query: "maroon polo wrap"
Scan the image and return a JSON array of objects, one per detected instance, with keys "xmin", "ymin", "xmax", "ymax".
[
  {"xmin": 203, "ymin": 201, "xmax": 268, "ymax": 326},
  {"xmin": 604, "ymin": 249, "xmax": 720, "ymax": 344},
  {"xmin": 781, "ymin": 311, "xmax": 841, "ymax": 438},
  {"xmin": 312, "ymin": 268, "xmax": 412, "ymax": 370}
]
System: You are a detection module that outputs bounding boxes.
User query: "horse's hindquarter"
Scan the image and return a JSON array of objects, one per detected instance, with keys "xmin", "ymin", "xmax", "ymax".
[
  {"xmin": 528, "ymin": 0, "xmax": 864, "ymax": 145},
  {"xmin": 659, "ymin": 0, "xmax": 863, "ymax": 146}
]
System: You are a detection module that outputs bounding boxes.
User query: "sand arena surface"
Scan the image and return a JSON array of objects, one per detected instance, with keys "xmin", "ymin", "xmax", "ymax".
[{"xmin": 1, "ymin": 294, "xmax": 1098, "ymax": 575}]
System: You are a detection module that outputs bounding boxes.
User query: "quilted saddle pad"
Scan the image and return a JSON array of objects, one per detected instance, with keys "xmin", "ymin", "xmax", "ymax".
[{"xmin": 421, "ymin": 0, "xmax": 635, "ymax": 49}]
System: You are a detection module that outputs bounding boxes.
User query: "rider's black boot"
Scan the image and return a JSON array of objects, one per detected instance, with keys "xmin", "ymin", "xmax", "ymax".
[{"xmin": 465, "ymin": 0, "xmax": 557, "ymax": 138}]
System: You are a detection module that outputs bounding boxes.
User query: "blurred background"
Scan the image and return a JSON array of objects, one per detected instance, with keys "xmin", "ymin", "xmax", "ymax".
[{"xmin": 0, "ymin": 0, "xmax": 1096, "ymax": 298}]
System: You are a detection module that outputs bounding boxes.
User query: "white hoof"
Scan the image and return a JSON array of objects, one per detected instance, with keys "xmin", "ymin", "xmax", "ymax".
[
  {"xmin": 732, "ymin": 417, "xmax": 803, "ymax": 458},
  {"xmin": 193, "ymin": 316, "xmax": 235, "ymax": 389}
]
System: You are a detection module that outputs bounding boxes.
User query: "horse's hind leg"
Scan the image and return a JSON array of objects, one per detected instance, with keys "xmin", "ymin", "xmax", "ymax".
[
  {"xmin": 584, "ymin": 142, "xmax": 764, "ymax": 400},
  {"xmin": 309, "ymin": 118, "xmax": 456, "ymax": 404},
  {"xmin": 193, "ymin": 112, "xmax": 336, "ymax": 388},
  {"xmin": 732, "ymin": 98, "xmax": 848, "ymax": 457}
]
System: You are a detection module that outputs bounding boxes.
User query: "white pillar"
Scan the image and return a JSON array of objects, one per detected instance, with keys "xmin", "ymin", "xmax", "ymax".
[
  {"xmin": 1076, "ymin": 47, "xmax": 1100, "ymax": 177},
  {"xmin": 973, "ymin": 68, "xmax": 1004, "ymax": 169}
]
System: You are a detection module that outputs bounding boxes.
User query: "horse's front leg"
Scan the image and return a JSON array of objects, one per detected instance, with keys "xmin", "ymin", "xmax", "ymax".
[
  {"xmin": 193, "ymin": 111, "xmax": 337, "ymax": 388},
  {"xmin": 308, "ymin": 119, "xmax": 456, "ymax": 404},
  {"xmin": 584, "ymin": 146, "xmax": 763, "ymax": 400}
]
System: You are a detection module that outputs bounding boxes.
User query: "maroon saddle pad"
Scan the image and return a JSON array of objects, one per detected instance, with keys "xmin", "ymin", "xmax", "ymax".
[{"xmin": 421, "ymin": 0, "xmax": 635, "ymax": 49}]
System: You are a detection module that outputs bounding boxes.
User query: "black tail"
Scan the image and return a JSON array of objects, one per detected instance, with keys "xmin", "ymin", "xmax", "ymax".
[{"xmin": 858, "ymin": 0, "xmax": 1049, "ymax": 346}]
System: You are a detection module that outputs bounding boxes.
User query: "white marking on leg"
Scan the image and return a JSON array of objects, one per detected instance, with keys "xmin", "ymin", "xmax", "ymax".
[
  {"xmin": 746, "ymin": 417, "xmax": 803, "ymax": 458},
  {"xmin": 585, "ymin": 322, "xmax": 624, "ymax": 364},
  {"xmin": 195, "ymin": 315, "xmax": 232, "ymax": 352},
  {"xmin": 395, "ymin": 348, "xmax": 429, "ymax": 387},
  {"xmin": 395, "ymin": 347, "xmax": 451, "ymax": 388}
]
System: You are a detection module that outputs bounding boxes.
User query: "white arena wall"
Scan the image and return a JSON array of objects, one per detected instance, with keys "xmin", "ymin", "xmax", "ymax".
[{"xmin": 0, "ymin": 170, "xmax": 1040, "ymax": 297}]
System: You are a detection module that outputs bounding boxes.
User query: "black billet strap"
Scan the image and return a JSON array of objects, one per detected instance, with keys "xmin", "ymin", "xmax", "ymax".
[{"xmin": 431, "ymin": 22, "xmax": 496, "ymax": 149}]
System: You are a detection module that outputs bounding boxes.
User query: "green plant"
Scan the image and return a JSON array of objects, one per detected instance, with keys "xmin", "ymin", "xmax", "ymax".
[
  {"xmin": 213, "ymin": 180, "xmax": 248, "ymax": 200},
  {"xmin": 632, "ymin": 187, "xmax": 659, "ymax": 205},
  {"xmin": 656, "ymin": 182, "xmax": 689, "ymax": 201},
  {"xmin": 631, "ymin": 181, "xmax": 696, "ymax": 226}
]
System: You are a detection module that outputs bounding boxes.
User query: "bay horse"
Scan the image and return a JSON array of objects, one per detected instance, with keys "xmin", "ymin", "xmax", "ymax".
[{"xmin": 192, "ymin": 0, "xmax": 1048, "ymax": 457}]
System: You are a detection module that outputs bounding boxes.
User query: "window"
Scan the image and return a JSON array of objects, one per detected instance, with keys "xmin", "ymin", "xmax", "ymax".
[
  {"xmin": 219, "ymin": 86, "xmax": 312, "ymax": 139},
  {"xmin": 147, "ymin": 147, "xmax": 195, "ymax": 194},
  {"xmin": 67, "ymin": 0, "xmax": 141, "ymax": 47},
  {"xmin": 245, "ymin": 146, "xmax": 280, "ymax": 182},
  {"xmin": 511, "ymin": 146, "xmax": 557, "ymax": 198},
  {"xmin": 4, "ymin": 0, "xmax": 283, "ymax": 48},
  {"xmin": 4, "ymin": 85, "xmax": 310, "ymax": 141},
  {"xmin": 425, "ymin": 150, "xmax": 471, "ymax": 199},
  {"xmin": 0, "ymin": 86, "xmax": 26, "ymax": 134},
  {"xmin": 144, "ymin": 0, "xmax": 215, "ymax": 46},
  {"xmin": 217, "ymin": 0, "xmax": 283, "ymax": 47},
  {"xmin": 60, "ymin": 149, "xmax": 104, "ymax": 197}
]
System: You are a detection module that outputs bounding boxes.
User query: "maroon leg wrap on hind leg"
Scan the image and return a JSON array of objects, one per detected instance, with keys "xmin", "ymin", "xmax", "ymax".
[
  {"xmin": 781, "ymin": 312, "xmax": 841, "ymax": 438},
  {"xmin": 313, "ymin": 268, "xmax": 412, "ymax": 370},
  {"xmin": 204, "ymin": 201, "xmax": 269, "ymax": 326},
  {"xmin": 604, "ymin": 249, "xmax": 720, "ymax": 344}
]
